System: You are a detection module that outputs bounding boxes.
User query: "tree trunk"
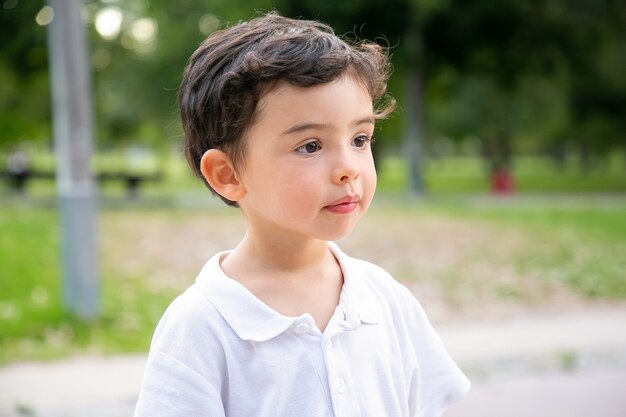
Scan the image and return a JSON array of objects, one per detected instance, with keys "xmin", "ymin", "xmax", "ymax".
[{"xmin": 404, "ymin": 27, "xmax": 425, "ymax": 195}]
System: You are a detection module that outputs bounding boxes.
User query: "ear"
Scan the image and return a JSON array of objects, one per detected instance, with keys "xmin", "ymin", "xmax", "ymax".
[{"xmin": 200, "ymin": 149, "xmax": 246, "ymax": 202}]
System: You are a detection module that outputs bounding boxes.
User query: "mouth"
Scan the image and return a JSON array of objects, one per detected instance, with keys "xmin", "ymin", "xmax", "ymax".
[{"xmin": 324, "ymin": 195, "xmax": 361, "ymax": 214}]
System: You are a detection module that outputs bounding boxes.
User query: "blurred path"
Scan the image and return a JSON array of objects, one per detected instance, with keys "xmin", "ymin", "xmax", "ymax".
[
  {"xmin": 445, "ymin": 368, "xmax": 626, "ymax": 417},
  {"xmin": 440, "ymin": 305, "xmax": 626, "ymax": 376},
  {"xmin": 439, "ymin": 305, "xmax": 626, "ymax": 417},
  {"xmin": 1, "ymin": 305, "xmax": 625, "ymax": 417},
  {"xmin": 0, "ymin": 355, "xmax": 145, "ymax": 417}
]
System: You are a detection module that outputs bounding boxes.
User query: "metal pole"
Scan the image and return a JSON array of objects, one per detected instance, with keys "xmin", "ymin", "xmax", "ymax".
[{"xmin": 46, "ymin": 0, "xmax": 99, "ymax": 319}]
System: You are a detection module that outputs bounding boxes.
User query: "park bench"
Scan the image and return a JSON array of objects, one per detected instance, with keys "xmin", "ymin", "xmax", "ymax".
[
  {"xmin": 0, "ymin": 169, "xmax": 163, "ymax": 199},
  {"xmin": 97, "ymin": 171, "xmax": 163, "ymax": 199},
  {"xmin": 0, "ymin": 169, "xmax": 54, "ymax": 194}
]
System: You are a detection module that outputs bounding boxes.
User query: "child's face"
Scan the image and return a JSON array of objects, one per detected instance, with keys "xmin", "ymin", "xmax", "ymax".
[{"xmin": 236, "ymin": 75, "xmax": 377, "ymax": 242}]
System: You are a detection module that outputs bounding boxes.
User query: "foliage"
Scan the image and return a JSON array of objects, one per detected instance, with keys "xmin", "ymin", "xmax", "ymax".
[
  {"xmin": 0, "ymin": 0, "xmax": 50, "ymax": 149},
  {"xmin": 0, "ymin": 0, "xmax": 623, "ymax": 163}
]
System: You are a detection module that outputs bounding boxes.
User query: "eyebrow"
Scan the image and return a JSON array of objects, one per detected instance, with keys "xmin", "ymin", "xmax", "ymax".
[{"xmin": 280, "ymin": 117, "xmax": 375, "ymax": 136}]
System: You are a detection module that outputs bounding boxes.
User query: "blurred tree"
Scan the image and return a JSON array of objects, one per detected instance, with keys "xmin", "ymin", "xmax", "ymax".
[
  {"xmin": 87, "ymin": 0, "xmax": 208, "ymax": 148},
  {"xmin": 1, "ymin": 0, "xmax": 623, "ymax": 177},
  {"xmin": 86, "ymin": 0, "xmax": 284, "ymax": 149},
  {"xmin": 0, "ymin": 0, "xmax": 50, "ymax": 149},
  {"xmin": 422, "ymin": 0, "xmax": 625, "ymax": 172},
  {"xmin": 564, "ymin": 0, "xmax": 626, "ymax": 170}
]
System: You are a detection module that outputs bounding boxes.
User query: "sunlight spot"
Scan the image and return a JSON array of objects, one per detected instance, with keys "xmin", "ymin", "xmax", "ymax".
[
  {"xmin": 129, "ymin": 17, "xmax": 158, "ymax": 53},
  {"xmin": 95, "ymin": 6, "xmax": 123, "ymax": 40},
  {"xmin": 3, "ymin": 0, "xmax": 18, "ymax": 10},
  {"xmin": 35, "ymin": 5, "xmax": 54, "ymax": 26},
  {"xmin": 198, "ymin": 14, "xmax": 219, "ymax": 35},
  {"xmin": 131, "ymin": 18, "xmax": 157, "ymax": 43}
]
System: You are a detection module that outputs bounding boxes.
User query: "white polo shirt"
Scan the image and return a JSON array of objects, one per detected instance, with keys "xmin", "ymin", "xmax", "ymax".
[{"xmin": 134, "ymin": 243, "xmax": 469, "ymax": 417}]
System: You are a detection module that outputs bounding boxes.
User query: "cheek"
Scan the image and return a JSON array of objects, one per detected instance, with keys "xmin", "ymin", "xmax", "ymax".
[
  {"xmin": 364, "ymin": 170, "xmax": 377, "ymax": 202},
  {"xmin": 282, "ymin": 168, "xmax": 321, "ymax": 198},
  {"xmin": 362, "ymin": 156, "xmax": 377, "ymax": 186},
  {"xmin": 369, "ymin": 170, "xmax": 378, "ymax": 193},
  {"xmin": 258, "ymin": 163, "xmax": 320, "ymax": 203},
  {"xmin": 359, "ymin": 160, "xmax": 377, "ymax": 208}
]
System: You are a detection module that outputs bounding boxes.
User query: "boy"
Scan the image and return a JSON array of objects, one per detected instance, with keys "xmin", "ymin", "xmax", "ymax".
[{"xmin": 134, "ymin": 12, "xmax": 469, "ymax": 417}]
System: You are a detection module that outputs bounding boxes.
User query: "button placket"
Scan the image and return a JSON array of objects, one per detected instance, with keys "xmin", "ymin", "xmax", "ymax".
[
  {"xmin": 335, "ymin": 378, "xmax": 346, "ymax": 394},
  {"xmin": 322, "ymin": 334, "xmax": 354, "ymax": 416}
]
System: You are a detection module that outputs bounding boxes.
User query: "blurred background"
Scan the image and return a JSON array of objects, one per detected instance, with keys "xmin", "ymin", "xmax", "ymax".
[{"xmin": 0, "ymin": 0, "xmax": 625, "ymax": 416}]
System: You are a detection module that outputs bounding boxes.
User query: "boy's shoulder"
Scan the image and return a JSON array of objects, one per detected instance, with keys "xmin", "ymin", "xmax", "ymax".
[
  {"xmin": 147, "ymin": 252, "xmax": 233, "ymax": 353},
  {"xmin": 149, "ymin": 280, "xmax": 223, "ymax": 348}
]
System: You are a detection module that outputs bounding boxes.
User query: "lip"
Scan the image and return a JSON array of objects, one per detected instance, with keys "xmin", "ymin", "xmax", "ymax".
[{"xmin": 324, "ymin": 195, "xmax": 361, "ymax": 214}]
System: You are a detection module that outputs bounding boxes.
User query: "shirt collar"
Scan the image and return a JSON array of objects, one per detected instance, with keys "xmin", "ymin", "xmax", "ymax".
[
  {"xmin": 196, "ymin": 252, "xmax": 296, "ymax": 342},
  {"xmin": 329, "ymin": 242, "xmax": 381, "ymax": 326},
  {"xmin": 196, "ymin": 243, "xmax": 381, "ymax": 342}
]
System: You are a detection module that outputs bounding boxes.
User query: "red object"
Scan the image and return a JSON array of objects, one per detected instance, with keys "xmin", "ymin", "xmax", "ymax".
[{"xmin": 490, "ymin": 168, "xmax": 515, "ymax": 194}]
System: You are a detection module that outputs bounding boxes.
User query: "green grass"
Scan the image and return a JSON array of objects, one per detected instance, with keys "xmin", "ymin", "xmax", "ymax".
[
  {"xmin": 406, "ymin": 196, "xmax": 626, "ymax": 299},
  {"xmin": 359, "ymin": 194, "xmax": 626, "ymax": 303},
  {"xmin": 377, "ymin": 155, "xmax": 626, "ymax": 193},
  {"xmin": 418, "ymin": 195, "xmax": 626, "ymax": 240},
  {"xmin": 0, "ymin": 207, "xmax": 62, "ymax": 339},
  {"xmin": 0, "ymin": 205, "xmax": 178, "ymax": 364}
]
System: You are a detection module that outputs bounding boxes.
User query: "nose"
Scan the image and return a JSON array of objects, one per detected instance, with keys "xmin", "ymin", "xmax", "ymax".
[{"xmin": 332, "ymin": 149, "xmax": 359, "ymax": 184}]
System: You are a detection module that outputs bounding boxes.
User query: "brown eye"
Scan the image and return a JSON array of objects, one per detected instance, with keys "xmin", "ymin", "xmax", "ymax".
[
  {"xmin": 352, "ymin": 135, "xmax": 370, "ymax": 148},
  {"xmin": 296, "ymin": 141, "xmax": 321, "ymax": 154}
]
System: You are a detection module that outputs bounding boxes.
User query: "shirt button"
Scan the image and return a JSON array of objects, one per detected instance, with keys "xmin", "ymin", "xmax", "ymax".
[
  {"xmin": 294, "ymin": 322, "xmax": 310, "ymax": 334},
  {"xmin": 335, "ymin": 378, "xmax": 346, "ymax": 394}
]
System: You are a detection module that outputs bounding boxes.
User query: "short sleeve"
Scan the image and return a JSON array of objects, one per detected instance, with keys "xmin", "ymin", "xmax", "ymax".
[
  {"xmin": 400, "ymin": 288, "xmax": 470, "ymax": 417},
  {"xmin": 133, "ymin": 349, "xmax": 226, "ymax": 417}
]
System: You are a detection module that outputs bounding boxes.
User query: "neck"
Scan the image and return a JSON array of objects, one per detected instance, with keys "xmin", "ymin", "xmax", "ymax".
[
  {"xmin": 231, "ymin": 230, "xmax": 330, "ymax": 273},
  {"xmin": 220, "ymin": 225, "xmax": 344, "ymax": 331}
]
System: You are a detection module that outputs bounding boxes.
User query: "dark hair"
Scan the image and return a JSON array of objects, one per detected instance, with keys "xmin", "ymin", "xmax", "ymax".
[{"xmin": 179, "ymin": 11, "xmax": 395, "ymax": 206}]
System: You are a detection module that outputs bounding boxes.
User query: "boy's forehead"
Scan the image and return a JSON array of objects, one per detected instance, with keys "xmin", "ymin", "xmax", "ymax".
[{"xmin": 250, "ymin": 75, "xmax": 374, "ymax": 129}]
